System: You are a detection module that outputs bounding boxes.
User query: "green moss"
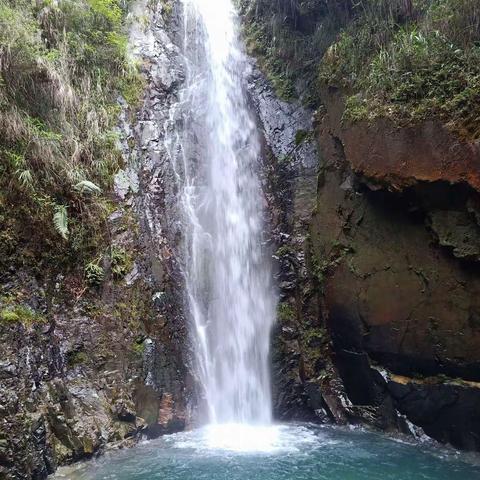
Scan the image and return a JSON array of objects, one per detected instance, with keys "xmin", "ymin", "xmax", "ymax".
[
  {"xmin": 110, "ymin": 246, "xmax": 133, "ymax": 279},
  {"xmin": 275, "ymin": 245, "xmax": 294, "ymax": 258},
  {"xmin": 0, "ymin": 309, "xmax": 20, "ymax": 323},
  {"xmin": 294, "ymin": 129, "xmax": 311, "ymax": 146},
  {"xmin": 0, "ymin": 305, "xmax": 46, "ymax": 326},
  {"xmin": 132, "ymin": 341, "xmax": 145, "ymax": 356},
  {"xmin": 112, "ymin": 281, "xmax": 154, "ymax": 333},
  {"xmin": 67, "ymin": 350, "xmax": 89, "ymax": 366},
  {"xmin": 300, "ymin": 326, "xmax": 328, "ymax": 377},
  {"xmin": 277, "ymin": 302, "xmax": 295, "ymax": 322},
  {"xmin": 302, "ymin": 327, "xmax": 326, "ymax": 348},
  {"xmin": 161, "ymin": 0, "xmax": 173, "ymax": 18},
  {"xmin": 116, "ymin": 208, "xmax": 140, "ymax": 236},
  {"xmin": 119, "ymin": 65, "xmax": 146, "ymax": 107},
  {"xmin": 310, "ymin": 241, "xmax": 354, "ymax": 288}
]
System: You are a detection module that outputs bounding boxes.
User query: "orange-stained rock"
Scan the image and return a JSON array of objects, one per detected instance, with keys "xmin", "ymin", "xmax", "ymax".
[
  {"xmin": 341, "ymin": 119, "xmax": 480, "ymax": 192},
  {"xmin": 306, "ymin": 93, "xmax": 480, "ymax": 449}
]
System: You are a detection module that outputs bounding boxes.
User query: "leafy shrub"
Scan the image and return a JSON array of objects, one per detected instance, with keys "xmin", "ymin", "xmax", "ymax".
[{"xmin": 0, "ymin": 0, "xmax": 143, "ymax": 269}]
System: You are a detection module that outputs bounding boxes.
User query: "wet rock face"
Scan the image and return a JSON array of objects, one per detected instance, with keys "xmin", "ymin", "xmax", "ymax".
[
  {"xmin": 0, "ymin": 317, "xmax": 59, "ymax": 479},
  {"xmin": 247, "ymin": 63, "xmax": 353, "ymax": 424},
  {"xmin": 242, "ymin": 8, "xmax": 480, "ymax": 451},
  {"xmin": 387, "ymin": 379, "xmax": 480, "ymax": 451},
  {"xmin": 309, "ymin": 86, "xmax": 480, "ymax": 450},
  {"xmin": 123, "ymin": 0, "xmax": 194, "ymax": 427},
  {"xmin": 0, "ymin": 269, "xmax": 145, "ymax": 479},
  {"xmin": 0, "ymin": 2, "xmax": 191, "ymax": 478},
  {"xmin": 0, "ymin": 190, "xmax": 190, "ymax": 479},
  {"xmin": 315, "ymin": 184, "xmax": 480, "ymax": 381}
]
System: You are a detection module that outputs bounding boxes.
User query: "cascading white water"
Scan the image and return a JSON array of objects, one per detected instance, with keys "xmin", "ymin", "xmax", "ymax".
[{"xmin": 165, "ymin": 0, "xmax": 277, "ymax": 426}]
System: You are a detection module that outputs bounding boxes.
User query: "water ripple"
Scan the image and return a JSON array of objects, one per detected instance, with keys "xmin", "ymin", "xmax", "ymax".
[{"xmin": 53, "ymin": 424, "xmax": 480, "ymax": 480}]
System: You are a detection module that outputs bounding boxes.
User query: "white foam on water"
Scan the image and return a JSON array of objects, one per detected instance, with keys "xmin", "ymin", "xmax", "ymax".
[{"xmin": 170, "ymin": 424, "xmax": 321, "ymax": 455}]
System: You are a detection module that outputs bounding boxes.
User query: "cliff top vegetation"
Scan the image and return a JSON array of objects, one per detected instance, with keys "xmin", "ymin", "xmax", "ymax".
[{"xmin": 240, "ymin": 0, "xmax": 480, "ymax": 139}]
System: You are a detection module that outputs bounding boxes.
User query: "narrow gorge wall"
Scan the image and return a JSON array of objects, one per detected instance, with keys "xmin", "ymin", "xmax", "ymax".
[
  {"xmin": 313, "ymin": 90, "xmax": 480, "ymax": 448},
  {"xmin": 240, "ymin": 0, "xmax": 480, "ymax": 453},
  {"xmin": 2, "ymin": 2, "xmax": 480, "ymax": 479},
  {"xmin": 0, "ymin": 3, "xmax": 191, "ymax": 478}
]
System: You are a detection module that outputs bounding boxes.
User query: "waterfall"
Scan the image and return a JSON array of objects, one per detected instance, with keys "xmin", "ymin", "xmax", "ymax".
[{"xmin": 165, "ymin": 0, "xmax": 277, "ymax": 425}]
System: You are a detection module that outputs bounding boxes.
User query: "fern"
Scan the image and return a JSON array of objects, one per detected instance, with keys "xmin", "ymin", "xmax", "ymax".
[
  {"xmin": 16, "ymin": 169, "xmax": 33, "ymax": 188},
  {"xmin": 74, "ymin": 180, "xmax": 102, "ymax": 195},
  {"xmin": 53, "ymin": 204, "xmax": 69, "ymax": 240},
  {"xmin": 85, "ymin": 261, "xmax": 105, "ymax": 286},
  {"xmin": 0, "ymin": 0, "xmax": 139, "ymax": 262}
]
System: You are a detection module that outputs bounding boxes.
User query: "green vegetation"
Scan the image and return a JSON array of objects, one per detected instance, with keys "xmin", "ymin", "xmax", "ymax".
[
  {"xmin": 294, "ymin": 129, "xmax": 312, "ymax": 146},
  {"xmin": 160, "ymin": 0, "xmax": 174, "ymax": 18},
  {"xmin": 310, "ymin": 240, "xmax": 354, "ymax": 287},
  {"xmin": 277, "ymin": 302, "xmax": 296, "ymax": 322},
  {"xmin": 83, "ymin": 244, "xmax": 133, "ymax": 287},
  {"xmin": 132, "ymin": 340, "xmax": 145, "ymax": 356},
  {"xmin": 85, "ymin": 261, "xmax": 105, "ymax": 287},
  {"xmin": 110, "ymin": 246, "xmax": 133, "ymax": 279},
  {"xmin": 321, "ymin": 0, "xmax": 480, "ymax": 138},
  {"xmin": 242, "ymin": 19, "xmax": 296, "ymax": 100},
  {"xmin": 275, "ymin": 245, "xmax": 295, "ymax": 258},
  {"xmin": 302, "ymin": 327, "xmax": 325, "ymax": 347},
  {"xmin": 239, "ymin": 0, "xmax": 349, "ymax": 104},
  {"xmin": 0, "ymin": 305, "xmax": 46, "ymax": 326},
  {"xmin": 0, "ymin": 0, "xmax": 142, "ymax": 271},
  {"xmin": 67, "ymin": 350, "xmax": 89, "ymax": 366},
  {"xmin": 112, "ymin": 282, "xmax": 154, "ymax": 332},
  {"xmin": 240, "ymin": 0, "xmax": 480, "ymax": 139},
  {"xmin": 300, "ymin": 325, "xmax": 328, "ymax": 378}
]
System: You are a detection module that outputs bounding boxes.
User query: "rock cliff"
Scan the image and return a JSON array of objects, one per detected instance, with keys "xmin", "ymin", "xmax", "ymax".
[
  {"xmin": 2, "ymin": 2, "xmax": 480, "ymax": 478},
  {"xmin": 241, "ymin": 0, "xmax": 480, "ymax": 452},
  {"xmin": 0, "ymin": 2, "xmax": 191, "ymax": 478}
]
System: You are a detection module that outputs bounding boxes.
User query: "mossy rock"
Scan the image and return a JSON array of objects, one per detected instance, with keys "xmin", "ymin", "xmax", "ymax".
[
  {"xmin": 277, "ymin": 302, "xmax": 296, "ymax": 322},
  {"xmin": 67, "ymin": 351, "xmax": 89, "ymax": 367},
  {"xmin": 0, "ymin": 305, "xmax": 46, "ymax": 326}
]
